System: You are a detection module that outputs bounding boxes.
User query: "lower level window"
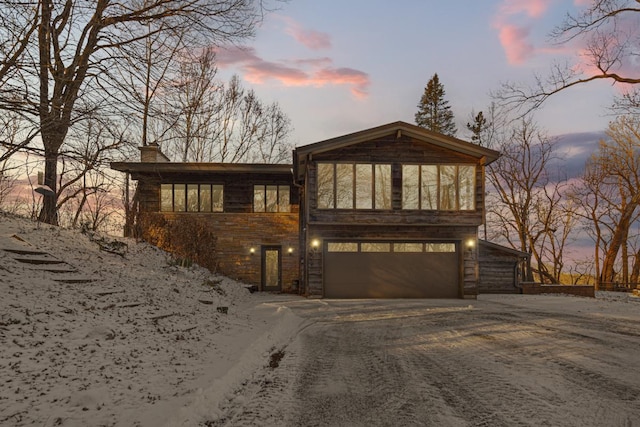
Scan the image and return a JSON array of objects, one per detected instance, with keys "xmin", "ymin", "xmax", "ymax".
[{"xmin": 161, "ymin": 184, "xmax": 223, "ymax": 212}]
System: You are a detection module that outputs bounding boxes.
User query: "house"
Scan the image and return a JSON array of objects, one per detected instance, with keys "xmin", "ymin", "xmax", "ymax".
[{"xmin": 111, "ymin": 121, "xmax": 501, "ymax": 299}]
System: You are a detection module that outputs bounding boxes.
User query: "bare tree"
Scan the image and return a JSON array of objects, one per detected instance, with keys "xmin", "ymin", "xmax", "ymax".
[
  {"xmin": 570, "ymin": 115, "xmax": 640, "ymax": 288},
  {"xmin": 487, "ymin": 116, "xmax": 574, "ymax": 283},
  {"xmin": 166, "ymin": 48, "xmax": 221, "ymax": 162},
  {"xmin": 0, "ymin": 0, "xmax": 274, "ymax": 225},
  {"xmin": 163, "ymin": 71, "xmax": 293, "ymax": 163},
  {"xmin": 495, "ymin": 1, "xmax": 640, "ymax": 114}
]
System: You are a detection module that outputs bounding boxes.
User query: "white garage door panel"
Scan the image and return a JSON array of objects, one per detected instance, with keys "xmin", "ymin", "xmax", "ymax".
[{"xmin": 324, "ymin": 249, "xmax": 459, "ymax": 298}]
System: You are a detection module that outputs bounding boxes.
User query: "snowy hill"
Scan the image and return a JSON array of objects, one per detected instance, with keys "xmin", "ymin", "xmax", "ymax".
[{"xmin": 0, "ymin": 212, "xmax": 303, "ymax": 427}]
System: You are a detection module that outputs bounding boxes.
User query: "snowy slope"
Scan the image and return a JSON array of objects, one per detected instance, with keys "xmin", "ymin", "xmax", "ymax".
[{"xmin": 0, "ymin": 212, "xmax": 304, "ymax": 427}]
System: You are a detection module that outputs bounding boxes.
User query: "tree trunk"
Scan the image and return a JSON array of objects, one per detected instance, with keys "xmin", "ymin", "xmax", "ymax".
[
  {"xmin": 600, "ymin": 209, "xmax": 635, "ymax": 285},
  {"xmin": 38, "ymin": 146, "xmax": 59, "ymax": 225}
]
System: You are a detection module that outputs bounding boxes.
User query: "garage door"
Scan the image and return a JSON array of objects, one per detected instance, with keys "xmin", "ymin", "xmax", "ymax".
[{"xmin": 324, "ymin": 242, "xmax": 459, "ymax": 298}]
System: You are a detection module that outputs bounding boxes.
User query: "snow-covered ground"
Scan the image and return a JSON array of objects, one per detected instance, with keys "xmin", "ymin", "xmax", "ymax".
[
  {"xmin": 0, "ymin": 212, "xmax": 305, "ymax": 427},
  {"xmin": 2, "ymin": 211, "xmax": 639, "ymax": 426}
]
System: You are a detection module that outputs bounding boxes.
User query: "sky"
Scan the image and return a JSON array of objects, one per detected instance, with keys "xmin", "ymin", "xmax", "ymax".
[{"xmin": 213, "ymin": 0, "xmax": 620, "ymax": 146}]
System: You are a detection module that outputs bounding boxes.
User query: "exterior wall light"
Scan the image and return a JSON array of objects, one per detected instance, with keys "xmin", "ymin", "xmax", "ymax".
[
  {"xmin": 465, "ymin": 239, "xmax": 476, "ymax": 251},
  {"xmin": 311, "ymin": 239, "xmax": 320, "ymax": 250},
  {"xmin": 287, "ymin": 247, "xmax": 294, "ymax": 255},
  {"xmin": 250, "ymin": 247, "xmax": 256, "ymax": 255}
]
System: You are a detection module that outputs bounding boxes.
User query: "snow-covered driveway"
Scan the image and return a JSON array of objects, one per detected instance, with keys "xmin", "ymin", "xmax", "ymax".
[{"xmin": 211, "ymin": 294, "xmax": 640, "ymax": 427}]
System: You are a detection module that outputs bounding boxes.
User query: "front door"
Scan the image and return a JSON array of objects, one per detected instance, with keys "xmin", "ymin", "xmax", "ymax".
[{"xmin": 261, "ymin": 246, "xmax": 282, "ymax": 291}]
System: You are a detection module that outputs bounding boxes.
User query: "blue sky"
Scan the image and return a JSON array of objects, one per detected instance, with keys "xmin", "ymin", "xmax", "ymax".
[{"xmin": 215, "ymin": 0, "xmax": 618, "ymax": 146}]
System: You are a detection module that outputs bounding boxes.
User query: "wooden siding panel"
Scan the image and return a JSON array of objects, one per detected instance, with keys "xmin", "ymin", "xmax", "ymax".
[{"xmin": 140, "ymin": 212, "xmax": 300, "ymax": 292}]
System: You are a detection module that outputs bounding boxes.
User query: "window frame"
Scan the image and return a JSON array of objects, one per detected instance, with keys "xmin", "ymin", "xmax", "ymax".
[
  {"xmin": 160, "ymin": 183, "xmax": 224, "ymax": 213},
  {"xmin": 401, "ymin": 164, "xmax": 476, "ymax": 211},
  {"xmin": 316, "ymin": 162, "xmax": 392, "ymax": 211}
]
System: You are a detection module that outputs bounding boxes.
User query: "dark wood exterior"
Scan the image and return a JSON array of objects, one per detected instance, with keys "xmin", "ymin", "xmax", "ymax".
[
  {"xmin": 110, "ymin": 161, "xmax": 301, "ymax": 292},
  {"xmin": 112, "ymin": 121, "xmax": 501, "ymax": 299},
  {"xmin": 478, "ymin": 240, "xmax": 530, "ymax": 294},
  {"xmin": 293, "ymin": 122, "xmax": 500, "ymax": 298}
]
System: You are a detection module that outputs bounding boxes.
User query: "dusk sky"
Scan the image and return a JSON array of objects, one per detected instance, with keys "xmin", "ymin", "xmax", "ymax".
[{"xmin": 214, "ymin": 0, "xmax": 621, "ymax": 146}]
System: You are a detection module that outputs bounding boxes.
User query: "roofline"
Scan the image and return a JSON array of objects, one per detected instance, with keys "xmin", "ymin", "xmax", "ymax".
[
  {"xmin": 479, "ymin": 240, "xmax": 530, "ymax": 258},
  {"xmin": 110, "ymin": 162, "xmax": 293, "ymax": 174},
  {"xmin": 295, "ymin": 121, "xmax": 501, "ymax": 163}
]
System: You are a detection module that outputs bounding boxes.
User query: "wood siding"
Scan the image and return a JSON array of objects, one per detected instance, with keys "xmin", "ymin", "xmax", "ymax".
[
  {"xmin": 299, "ymin": 134, "xmax": 485, "ymax": 298},
  {"xmin": 141, "ymin": 212, "xmax": 300, "ymax": 291},
  {"xmin": 478, "ymin": 244, "xmax": 524, "ymax": 294},
  {"xmin": 306, "ymin": 135, "xmax": 486, "ymax": 227},
  {"xmin": 131, "ymin": 171, "xmax": 299, "ymax": 214},
  {"xmin": 132, "ymin": 170, "xmax": 301, "ymax": 291}
]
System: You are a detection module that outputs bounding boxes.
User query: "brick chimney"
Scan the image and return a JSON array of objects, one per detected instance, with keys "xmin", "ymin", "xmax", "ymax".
[{"xmin": 139, "ymin": 142, "xmax": 170, "ymax": 162}]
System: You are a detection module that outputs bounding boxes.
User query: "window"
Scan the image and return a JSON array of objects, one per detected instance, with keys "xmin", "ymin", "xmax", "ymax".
[
  {"xmin": 327, "ymin": 242, "xmax": 358, "ymax": 252},
  {"xmin": 160, "ymin": 184, "xmax": 223, "ymax": 212},
  {"xmin": 402, "ymin": 164, "xmax": 475, "ymax": 211},
  {"xmin": 458, "ymin": 165, "xmax": 475, "ymax": 210},
  {"xmin": 393, "ymin": 243, "xmax": 423, "ymax": 252},
  {"xmin": 317, "ymin": 163, "xmax": 334, "ymax": 209},
  {"xmin": 425, "ymin": 243, "xmax": 456, "ymax": 252},
  {"xmin": 253, "ymin": 185, "xmax": 290, "ymax": 212},
  {"xmin": 361, "ymin": 242, "xmax": 391, "ymax": 252},
  {"xmin": 316, "ymin": 163, "xmax": 392, "ymax": 210}
]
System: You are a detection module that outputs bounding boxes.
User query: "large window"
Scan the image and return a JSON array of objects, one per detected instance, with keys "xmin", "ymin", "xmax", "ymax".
[
  {"xmin": 402, "ymin": 164, "xmax": 475, "ymax": 211},
  {"xmin": 254, "ymin": 185, "xmax": 291, "ymax": 212},
  {"xmin": 317, "ymin": 163, "xmax": 391, "ymax": 210},
  {"xmin": 161, "ymin": 184, "xmax": 223, "ymax": 212}
]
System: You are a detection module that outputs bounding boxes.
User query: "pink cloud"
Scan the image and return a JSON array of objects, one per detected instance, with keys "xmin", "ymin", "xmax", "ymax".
[
  {"xmin": 498, "ymin": 0, "xmax": 552, "ymax": 18},
  {"xmin": 313, "ymin": 68, "xmax": 370, "ymax": 99},
  {"xmin": 214, "ymin": 46, "xmax": 261, "ymax": 66},
  {"xmin": 497, "ymin": 24, "xmax": 535, "ymax": 65},
  {"xmin": 280, "ymin": 16, "xmax": 332, "ymax": 50},
  {"xmin": 214, "ymin": 46, "xmax": 370, "ymax": 98},
  {"xmin": 492, "ymin": 0, "xmax": 553, "ymax": 64}
]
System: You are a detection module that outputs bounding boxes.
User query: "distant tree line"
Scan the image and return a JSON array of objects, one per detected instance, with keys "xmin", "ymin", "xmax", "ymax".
[
  {"xmin": 415, "ymin": 68, "xmax": 640, "ymax": 289},
  {"xmin": 0, "ymin": 0, "xmax": 290, "ymax": 227}
]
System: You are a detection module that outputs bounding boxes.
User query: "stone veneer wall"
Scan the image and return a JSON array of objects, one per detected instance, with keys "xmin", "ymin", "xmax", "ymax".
[{"xmin": 141, "ymin": 212, "xmax": 300, "ymax": 292}]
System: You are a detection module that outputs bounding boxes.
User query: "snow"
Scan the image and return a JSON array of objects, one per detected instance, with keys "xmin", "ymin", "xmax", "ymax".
[
  {"xmin": 0, "ymin": 212, "xmax": 304, "ymax": 427},
  {"xmin": 2, "ymin": 211, "xmax": 639, "ymax": 426}
]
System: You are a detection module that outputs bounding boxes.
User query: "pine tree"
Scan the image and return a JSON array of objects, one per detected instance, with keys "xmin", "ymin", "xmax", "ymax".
[
  {"xmin": 467, "ymin": 111, "xmax": 488, "ymax": 146},
  {"xmin": 415, "ymin": 73, "xmax": 457, "ymax": 136}
]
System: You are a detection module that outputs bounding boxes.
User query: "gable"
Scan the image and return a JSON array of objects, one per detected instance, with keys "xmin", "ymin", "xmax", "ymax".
[{"xmin": 294, "ymin": 121, "xmax": 500, "ymax": 181}]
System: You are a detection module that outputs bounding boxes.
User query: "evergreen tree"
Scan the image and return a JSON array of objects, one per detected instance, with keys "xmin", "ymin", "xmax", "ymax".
[
  {"xmin": 467, "ymin": 111, "xmax": 488, "ymax": 146},
  {"xmin": 415, "ymin": 73, "xmax": 457, "ymax": 136}
]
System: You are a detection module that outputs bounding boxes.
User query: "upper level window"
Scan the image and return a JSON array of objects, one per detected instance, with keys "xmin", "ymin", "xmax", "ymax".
[
  {"xmin": 254, "ymin": 185, "xmax": 290, "ymax": 212},
  {"xmin": 161, "ymin": 184, "xmax": 223, "ymax": 212},
  {"xmin": 402, "ymin": 164, "xmax": 475, "ymax": 211},
  {"xmin": 317, "ymin": 163, "xmax": 391, "ymax": 210}
]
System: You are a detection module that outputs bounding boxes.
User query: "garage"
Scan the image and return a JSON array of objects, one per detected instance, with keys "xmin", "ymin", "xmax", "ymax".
[{"xmin": 323, "ymin": 241, "xmax": 460, "ymax": 298}]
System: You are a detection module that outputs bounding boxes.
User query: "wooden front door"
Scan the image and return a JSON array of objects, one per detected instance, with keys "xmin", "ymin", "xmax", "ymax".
[{"xmin": 261, "ymin": 246, "xmax": 282, "ymax": 291}]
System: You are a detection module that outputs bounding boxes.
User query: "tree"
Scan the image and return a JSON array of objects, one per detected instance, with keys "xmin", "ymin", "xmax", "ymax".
[
  {"xmin": 415, "ymin": 73, "xmax": 457, "ymax": 136},
  {"xmin": 495, "ymin": 1, "xmax": 640, "ymax": 114},
  {"xmin": 570, "ymin": 115, "xmax": 640, "ymax": 289},
  {"xmin": 0, "ymin": 0, "xmax": 273, "ymax": 225},
  {"xmin": 466, "ymin": 111, "xmax": 489, "ymax": 146},
  {"xmin": 486, "ymin": 116, "xmax": 573, "ymax": 283}
]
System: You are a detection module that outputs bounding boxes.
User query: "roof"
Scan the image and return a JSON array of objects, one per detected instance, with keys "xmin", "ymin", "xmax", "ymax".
[
  {"xmin": 110, "ymin": 162, "xmax": 293, "ymax": 175},
  {"xmin": 479, "ymin": 240, "xmax": 530, "ymax": 258},
  {"xmin": 293, "ymin": 121, "xmax": 501, "ymax": 181}
]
